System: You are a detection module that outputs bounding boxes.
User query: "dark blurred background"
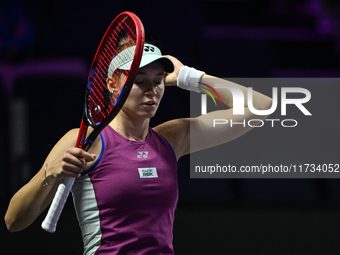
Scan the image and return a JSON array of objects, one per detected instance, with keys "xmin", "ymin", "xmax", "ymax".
[{"xmin": 1, "ymin": 0, "xmax": 340, "ymax": 254}]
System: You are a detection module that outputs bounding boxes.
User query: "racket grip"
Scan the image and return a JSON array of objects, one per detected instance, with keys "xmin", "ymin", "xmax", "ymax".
[{"xmin": 41, "ymin": 177, "xmax": 75, "ymax": 233}]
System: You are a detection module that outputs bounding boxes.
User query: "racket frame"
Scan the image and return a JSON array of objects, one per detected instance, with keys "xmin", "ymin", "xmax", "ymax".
[
  {"xmin": 41, "ymin": 11, "xmax": 145, "ymax": 233},
  {"xmin": 77, "ymin": 11, "xmax": 145, "ymax": 151}
]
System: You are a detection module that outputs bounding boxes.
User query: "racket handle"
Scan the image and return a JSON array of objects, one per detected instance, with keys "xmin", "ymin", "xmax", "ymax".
[{"xmin": 41, "ymin": 177, "xmax": 75, "ymax": 233}]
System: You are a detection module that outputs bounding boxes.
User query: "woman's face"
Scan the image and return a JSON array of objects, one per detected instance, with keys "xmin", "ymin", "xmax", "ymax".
[{"xmin": 119, "ymin": 60, "xmax": 165, "ymax": 120}]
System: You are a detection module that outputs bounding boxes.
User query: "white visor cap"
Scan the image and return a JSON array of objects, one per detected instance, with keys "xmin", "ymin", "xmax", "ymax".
[{"xmin": 108, "ymin": 43, "xmax": 174, "ymax": 77}]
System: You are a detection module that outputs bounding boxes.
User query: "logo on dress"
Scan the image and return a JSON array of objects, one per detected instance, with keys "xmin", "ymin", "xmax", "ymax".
[
  {"xmin": 137, "ymin": 151, "xmax": 148, "ymax": 159},
  {"xmin": 138, "ymin": 167, "xmax": 158, "ymax": 178}
]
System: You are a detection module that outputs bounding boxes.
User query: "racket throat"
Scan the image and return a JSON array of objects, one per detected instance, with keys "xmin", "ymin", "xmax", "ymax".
[{"xmin": 76, "ymin": 120, "xmax": 89, "ymax": 148}]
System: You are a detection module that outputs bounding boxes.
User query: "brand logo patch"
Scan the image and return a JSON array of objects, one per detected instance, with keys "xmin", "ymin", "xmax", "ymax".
[
  {"xmin": 138, "ymin": 167, "xmax": 158, "ymax": 178},
  {"xmin": 137, "ymin": 151, "xmax": 148, "ymax": 159}
]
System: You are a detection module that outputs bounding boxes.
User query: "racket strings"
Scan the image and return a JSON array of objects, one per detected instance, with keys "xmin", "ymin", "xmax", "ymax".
[{"xmin": 87, "ymin": 16, "xmax": 138, "ymax": 126}]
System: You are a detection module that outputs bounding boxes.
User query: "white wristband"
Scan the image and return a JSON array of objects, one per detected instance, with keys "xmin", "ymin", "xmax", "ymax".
[{"xmin": 177, "ymin": 66, "xmax": 205, "ymax": 93}]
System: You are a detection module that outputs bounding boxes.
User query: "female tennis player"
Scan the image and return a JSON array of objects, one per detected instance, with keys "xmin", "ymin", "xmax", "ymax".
[{"xmin": 5, "ymin": 43, "xmax": 272, "ymax": 254}]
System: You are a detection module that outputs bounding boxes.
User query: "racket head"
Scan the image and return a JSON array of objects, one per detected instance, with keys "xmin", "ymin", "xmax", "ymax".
[
  {"xmin": 80, "ymin": 11, "xmax": 145, "ymax": 149},
  {"xmin": 42, "ymin": 12, "xmax": 144, "ymax": 233}
]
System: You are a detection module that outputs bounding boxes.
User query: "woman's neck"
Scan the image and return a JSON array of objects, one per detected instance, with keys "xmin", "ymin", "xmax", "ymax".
[{"xmin": 110, "ymin": 115, "xmax": 150, "ymax": 141}]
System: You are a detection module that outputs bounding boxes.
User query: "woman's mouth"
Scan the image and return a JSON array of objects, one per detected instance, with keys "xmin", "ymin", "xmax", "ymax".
[{"xmin": 144, "ymin": 101, "xmax": 156, "ymax": 106}]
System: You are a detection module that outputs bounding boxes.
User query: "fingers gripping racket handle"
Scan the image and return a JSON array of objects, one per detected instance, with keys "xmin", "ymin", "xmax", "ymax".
[
  {"xmin": 41, "ymin": 177, "xmax": 75, "ymax": 232},
  {"xmin": 42, "ymin": 119, "xmax": 88, "ymax": 233}
]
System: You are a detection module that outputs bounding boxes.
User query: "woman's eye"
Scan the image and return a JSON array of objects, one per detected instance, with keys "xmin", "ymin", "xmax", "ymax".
[
  {"xmin": 135, "ymin": 79, "xmax": 163, "ymax": 86},
  {"xmin": 154, "ymin": 80, "xmax": 163, "ymax": 85}
]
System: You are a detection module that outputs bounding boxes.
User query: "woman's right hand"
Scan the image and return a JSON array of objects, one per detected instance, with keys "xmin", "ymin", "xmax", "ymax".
[{"xmin": 45, "ymin": 147, "xmax": 96, "ymax": 185}]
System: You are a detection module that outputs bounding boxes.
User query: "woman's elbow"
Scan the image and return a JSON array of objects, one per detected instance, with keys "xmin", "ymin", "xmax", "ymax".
[
  {"xmin": 252, "ymin": 96, "xmax": 273, "ymax": 112},
  {"xmin": 4, "ymin": 213, "xmax": 24, "ymax": 232},
  {"xmin": 263, "ymin": 96, "xmax": 273, "ymax": 111},
  {"xmin": 5, "ymin": 214, "xmax": 16, "ymax": 232}
]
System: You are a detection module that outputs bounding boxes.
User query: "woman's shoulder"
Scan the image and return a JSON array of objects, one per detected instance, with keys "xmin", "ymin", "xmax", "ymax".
[
  {"xmin": 50, "ymin": 128, "xmax": 79, "ymax": 150},
  {"xmin": 52, "ymin": 126, "xmax": 97, "ymax": 151},
  {"xmin": 153, "ymin": 118, "xmax": 188, "ymax": 134}
]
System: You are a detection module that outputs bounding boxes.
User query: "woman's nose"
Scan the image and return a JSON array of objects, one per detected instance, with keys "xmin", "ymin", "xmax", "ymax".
[{"xmin": 145, "ymin": 83, "xmax": 157, "ymax": 96}]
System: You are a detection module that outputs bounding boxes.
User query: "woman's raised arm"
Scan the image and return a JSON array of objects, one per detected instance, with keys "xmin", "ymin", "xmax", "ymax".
[{"xmin": 156, "ymin": 56, "xmax": 272, "ymax": 159}]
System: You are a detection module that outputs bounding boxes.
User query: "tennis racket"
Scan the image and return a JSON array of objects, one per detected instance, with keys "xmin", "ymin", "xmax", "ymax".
[{"xmin": 41, "ymin": 11, "xmax": 145, "ymax": 233}]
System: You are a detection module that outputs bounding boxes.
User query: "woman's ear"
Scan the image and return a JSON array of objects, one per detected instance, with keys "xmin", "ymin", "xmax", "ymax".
[{"xmin": 107, "ymin": 76, "xmax": 119, "ymax": 93}]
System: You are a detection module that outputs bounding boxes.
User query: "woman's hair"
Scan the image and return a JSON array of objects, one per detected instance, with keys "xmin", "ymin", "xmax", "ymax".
[{"xmin": 102, "ymin": 31, "xmax": 133, "ymax": 106}]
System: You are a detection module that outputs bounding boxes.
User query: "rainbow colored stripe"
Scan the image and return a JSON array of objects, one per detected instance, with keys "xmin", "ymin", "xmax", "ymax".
[{"xmin": 198, "ymin": 82, "xmax": 222, "ymax": 106}]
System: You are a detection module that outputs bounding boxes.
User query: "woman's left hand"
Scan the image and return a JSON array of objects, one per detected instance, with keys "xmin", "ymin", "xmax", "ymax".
[{"xmin": 163, "ymin": 55, "xmax": 184, "ymax": 86}]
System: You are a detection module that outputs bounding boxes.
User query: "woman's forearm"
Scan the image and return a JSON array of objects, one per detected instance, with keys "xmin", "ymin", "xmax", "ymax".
[
  {"xmin": 200, "ymin": 74, "xmax": 273, "ymax": 111},
  {"xmin": 4, "ymin": 167, "xmax": 58, "ymax": 232}
]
